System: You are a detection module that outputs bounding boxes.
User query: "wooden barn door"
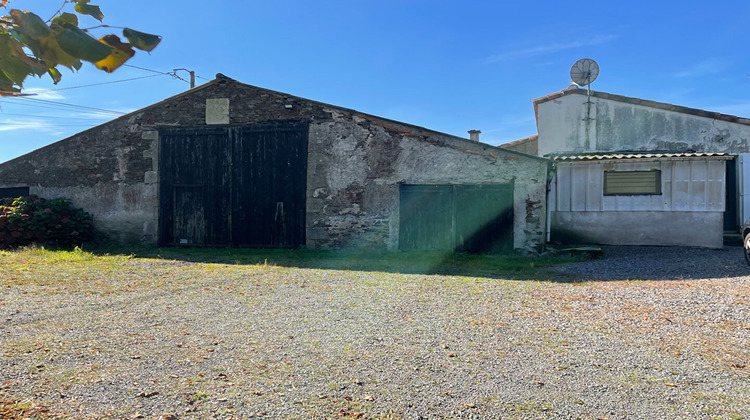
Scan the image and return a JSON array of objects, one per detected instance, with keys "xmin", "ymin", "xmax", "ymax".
[
  {"xmin": 399, "ymin": 184, "xmax": 514, "ymax": 253},
  {"xmin": 231, "ymin": 122, "xmax": 308, "ymax": 247},
  {"xmin": 159, "ymin": 122, "xmax": 307, "ymax": 247},
  {"xmin": 159, "ymin": 127, "xmax": 231, "ymax": 246}
]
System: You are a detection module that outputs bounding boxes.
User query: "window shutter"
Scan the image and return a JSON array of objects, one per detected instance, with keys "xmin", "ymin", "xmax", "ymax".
[{"xmin": 604, "ymin": 170, "xmax": 661, "ymax": 195}]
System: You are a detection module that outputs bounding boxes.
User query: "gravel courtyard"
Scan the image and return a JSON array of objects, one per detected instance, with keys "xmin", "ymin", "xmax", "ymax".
[{"xmin": 1, "ymin": 246, "xmax": 748, "ymax": 419}]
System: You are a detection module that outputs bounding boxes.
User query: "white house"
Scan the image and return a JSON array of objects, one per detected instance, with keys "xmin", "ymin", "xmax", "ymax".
[{"xmin": 504, "ymin": 86, "xmax": 750, "ymax": 248}]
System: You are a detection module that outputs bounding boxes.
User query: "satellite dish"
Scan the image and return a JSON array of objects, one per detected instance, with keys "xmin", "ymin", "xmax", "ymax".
[{"xmin": 570, "ymin": 58, "xmax": 599, "ymax": 87}]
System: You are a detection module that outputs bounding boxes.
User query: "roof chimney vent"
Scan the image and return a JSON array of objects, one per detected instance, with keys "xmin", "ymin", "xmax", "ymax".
[{"xmin": 468, "ymin": 130, "xmax": 481, "ymax": 142}]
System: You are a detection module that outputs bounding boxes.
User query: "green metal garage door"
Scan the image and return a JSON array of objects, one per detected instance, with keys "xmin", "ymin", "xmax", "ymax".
[{"xmin": 399, "ymin": 184, "xmax": 514, "ymax": 253}]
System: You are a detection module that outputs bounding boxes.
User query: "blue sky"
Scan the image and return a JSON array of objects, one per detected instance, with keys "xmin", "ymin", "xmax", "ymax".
[{"xmin": 1, "ymin": 0, "xmax": 749, "ymax": 163}]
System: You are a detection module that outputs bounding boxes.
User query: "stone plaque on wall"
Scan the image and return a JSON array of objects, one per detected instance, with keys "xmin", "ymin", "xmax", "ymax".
[{"xmin": 206, "ymin": 98, "xmax": 230, "ymax": 124}]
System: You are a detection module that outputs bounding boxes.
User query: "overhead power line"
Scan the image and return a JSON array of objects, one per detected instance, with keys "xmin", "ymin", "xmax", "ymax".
[
  {"xmin": 124, "ymin": 64, "xmax": 203, "ymax": 87},
  {"xmin": 5, "ymin": 97, "xmax": 126, "ymax": 115},
  {"xmin": 0, "ymin": 112, "xmax": 110, "ymax": 121},
  {"xmin": 49, "ymin": 74, "xmax": 164, "ymax": 91},
  {"xmin": 123, "ymin": 64, "xmax": 170, "ymax": 75}
]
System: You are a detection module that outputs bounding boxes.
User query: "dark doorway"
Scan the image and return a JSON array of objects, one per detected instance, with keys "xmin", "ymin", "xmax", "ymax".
[
  {"xmin": 399, "ymin": 184, "xmax": 514, "ymax": 253},
  {"xmin": 725, "ymin": 158, "xmax": 738, "ymax": 231},
  {"xmin": 158, "ymin": 122, "xmax": 308, "ymax": 247}
]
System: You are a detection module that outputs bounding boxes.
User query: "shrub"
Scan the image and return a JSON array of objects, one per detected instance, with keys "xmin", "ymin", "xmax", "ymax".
[{"xmin": 0, "ymin": 195, "xmax": 94, "ymax": 249}]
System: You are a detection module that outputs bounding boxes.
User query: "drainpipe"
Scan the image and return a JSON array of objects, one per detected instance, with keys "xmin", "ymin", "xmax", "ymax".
[{"xmin": 545, "ymin": 159, "xmax": 556, "ymax": 246}]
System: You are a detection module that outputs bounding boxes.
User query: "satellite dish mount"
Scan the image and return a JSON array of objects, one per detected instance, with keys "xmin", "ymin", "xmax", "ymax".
[
  {"xmin": 570, "ymin": 58, "xmax": 599, "ymax": 150},
  {"xmin": 570, "ymin": 58, "xmax": 599, "ymax": 98}
]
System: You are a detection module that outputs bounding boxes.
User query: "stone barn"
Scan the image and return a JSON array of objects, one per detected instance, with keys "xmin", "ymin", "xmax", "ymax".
[{"xmin": 0, "ymin": 74, "xmax": 550, "ymax": 253}]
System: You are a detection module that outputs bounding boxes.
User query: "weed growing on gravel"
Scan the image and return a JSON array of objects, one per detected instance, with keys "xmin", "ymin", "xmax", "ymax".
[{"xmin": 505, "ymin": 399, "xmax": 554, "ymax": 414}]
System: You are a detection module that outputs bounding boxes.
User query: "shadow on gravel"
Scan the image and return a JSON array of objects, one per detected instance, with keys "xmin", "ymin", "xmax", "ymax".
[
  {"xmin": 551, "ymin": 244, "xmax": 750, "ymax": 281},
  {"xmin": 86, "ymin": 245, "xmax": 583, "ymax": 281}
]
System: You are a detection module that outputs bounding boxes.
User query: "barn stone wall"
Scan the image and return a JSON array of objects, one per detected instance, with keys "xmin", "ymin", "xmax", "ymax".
[
  {"xmin": 307, "ymin": 110, "xmax": 549, "ymax": 252},
  {"xmin": 0, "ymin": 75, "xmax": 549, "ymax": 252}
]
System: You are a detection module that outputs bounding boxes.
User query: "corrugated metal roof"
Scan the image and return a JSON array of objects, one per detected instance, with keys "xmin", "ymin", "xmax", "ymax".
[{"xmin": 551, "ymin": 152, "xmax": 732, "ymax": 162}]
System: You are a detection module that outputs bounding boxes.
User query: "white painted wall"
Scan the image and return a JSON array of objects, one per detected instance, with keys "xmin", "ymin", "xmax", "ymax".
[
  {"xmin": 537, "ymin": 91, "xmax": 750, "ymax": 157},
  {"xmin": 553, "ymin": 159, "xmax": 727, "ymax": 212},
  {"xmin": 550, "ymin": 158, "xmax": 729, "ymax": 248}
]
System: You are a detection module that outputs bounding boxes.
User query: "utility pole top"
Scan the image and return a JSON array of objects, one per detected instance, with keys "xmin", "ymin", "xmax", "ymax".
[{"xmin": 172, "ymin": 68, "xmax": 196, "ymax": 89}]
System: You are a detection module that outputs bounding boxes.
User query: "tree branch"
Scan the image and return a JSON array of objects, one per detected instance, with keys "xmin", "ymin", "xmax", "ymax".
[
  {"xmin": 82, "ymin": 24, "xmax": 125, "ymax": 31},
  {"xmin": 46, "ymin": 0, "xmax": 69, "ymax": 23}
]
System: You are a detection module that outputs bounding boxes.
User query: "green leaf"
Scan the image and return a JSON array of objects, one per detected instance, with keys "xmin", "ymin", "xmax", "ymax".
[
  {"xmin": 37, "ymin": 33, "xmax": 79, "ymax": 68},
  {"xmin": 74, "ymin": 3, "xmax": 104, "ymax": 22},
  {"xmin": 0, "ymin": 33, "xmax": 11, "ymax": 56},
  {"xmin": 9, "ymin": 10, "xmax": 52, "ymax": 39},
  {"xmin": 28, "ymin": 59, "xmax": 48, "ymax": 77},
  {"xmin": 9, "ymin": 29, "xmax": 42, "ymax": 58},
  {"xmin": 0, "ymin": 82, "xmax": 19, "ymax": 94},
  {"xmin": 52, "ymin": 12, "xmax": 79, "ymax": 29},
  {"xmin": 0, "ymin": 56, "xmax": 31, "ymax": 85},
  {"xmin": 122, "ymin": 28, "xmax": 161, "ymax": 52},
  {"xmin": 47, "ymin": 67, "xmax": 62, "ymax": 84},
  {"xmin": 0, "ymin": 70, "xmax": 12, "ymax": 83},
  {"xmin": 56, "ymin": 27, "xmax": 112, "ymax": 63}
]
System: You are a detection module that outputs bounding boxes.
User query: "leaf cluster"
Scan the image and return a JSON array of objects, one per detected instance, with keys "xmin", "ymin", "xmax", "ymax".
[
  {"xmin": 0, "ymin": 194, "xmax": 94, "ymax": 248},
  {"xmin": 0, "ymin": 0, "xmax": 161, "ymax": 93}
]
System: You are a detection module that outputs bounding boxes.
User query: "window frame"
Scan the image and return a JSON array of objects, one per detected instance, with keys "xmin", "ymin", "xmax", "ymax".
[{"xmin": 603, "ymin": 169, "xmax": 662, "ymax": 196}]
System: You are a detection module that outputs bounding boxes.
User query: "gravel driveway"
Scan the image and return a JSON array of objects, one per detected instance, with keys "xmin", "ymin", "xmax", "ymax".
[
  {"xmin": 1, "ymin": 246, "xmax": 749, "ymax": 419},
  {"xmin": 553, "ymin": 245, "xmax": 750, "ymax": 280}
]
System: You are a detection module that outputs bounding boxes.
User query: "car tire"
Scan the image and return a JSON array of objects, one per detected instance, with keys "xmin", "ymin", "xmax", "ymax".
[{"xmin": 744, "ymin": 232, "xmax": 750, "ymax": 266}]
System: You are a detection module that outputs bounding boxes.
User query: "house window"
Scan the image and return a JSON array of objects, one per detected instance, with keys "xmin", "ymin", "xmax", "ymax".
[{"xmin": 604, "ymin": 170, "xmax": 661, "ymax": 195}]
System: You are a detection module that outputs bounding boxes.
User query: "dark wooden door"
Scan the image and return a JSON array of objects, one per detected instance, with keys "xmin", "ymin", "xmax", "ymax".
[
  {"xmin": 159, "ymin": 127, "xmax": 231, "ymax": 246},
  {"xmin": 159, "ymin": 122, "xmax": 307, "ymax": 247},
  {"xmin": 231, "ymin": 122, "xmax": 308, "ymax": 247},
  {"xmin": 399, "ymin": 184, "xmax": 514, "ymax": 253}
]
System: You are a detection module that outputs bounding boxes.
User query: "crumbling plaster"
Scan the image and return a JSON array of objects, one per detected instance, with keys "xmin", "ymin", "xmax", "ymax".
[{"xmin": 308, "ymin": 109, "xmax": 549, "ymax": 252}]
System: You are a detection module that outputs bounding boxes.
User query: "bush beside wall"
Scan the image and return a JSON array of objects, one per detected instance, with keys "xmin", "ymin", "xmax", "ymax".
[{"xmin": 0, "ymin": 195, "xmax": 94, "ymax": 248}]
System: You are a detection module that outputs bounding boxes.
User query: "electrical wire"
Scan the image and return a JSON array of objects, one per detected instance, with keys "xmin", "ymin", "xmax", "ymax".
[
  {"xmin": 123, "ymin": 64, "xmax": 169, "ymax": 75},
  {"xmin": 4, "ymin": 97, "xmax": 125, "ymax": 115},
  {"xmin": 0, "ymin": 100, "xmax": 121, "ymax": 115},
  {"xmin": 123, "ymin": 64, "xmax": 200, "ymax": 85},
  {"xmin": 0, "ymin": 112, "xmax": 110, "ymax": 121},
  {"xmin": 49, "ymin": 74, "xmax": 164, "ymax": 91},
  {"xmin": 0, "ymin": 65, "xmax": 204, "ymax": 128}
]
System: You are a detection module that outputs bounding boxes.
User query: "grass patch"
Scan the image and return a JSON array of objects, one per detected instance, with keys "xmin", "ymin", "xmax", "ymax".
[
  {"xmin": 81, "ymin": 245, "xmax": 573, "ymax": 279},
  {"xmin": 0, "ymin": 245, "xmax": 120, "ymax": 264}
]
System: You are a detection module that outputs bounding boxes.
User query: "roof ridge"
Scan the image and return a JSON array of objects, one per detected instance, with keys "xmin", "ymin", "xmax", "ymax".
[{"xmin": 534, "ymin": 88, "xmax": 750, "ymax": 127}]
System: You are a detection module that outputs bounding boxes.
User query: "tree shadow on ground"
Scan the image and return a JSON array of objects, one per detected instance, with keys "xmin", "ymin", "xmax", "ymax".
[{"xmin": 88, "ymin": 245, "xmax": 583, "ymax": 282}]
